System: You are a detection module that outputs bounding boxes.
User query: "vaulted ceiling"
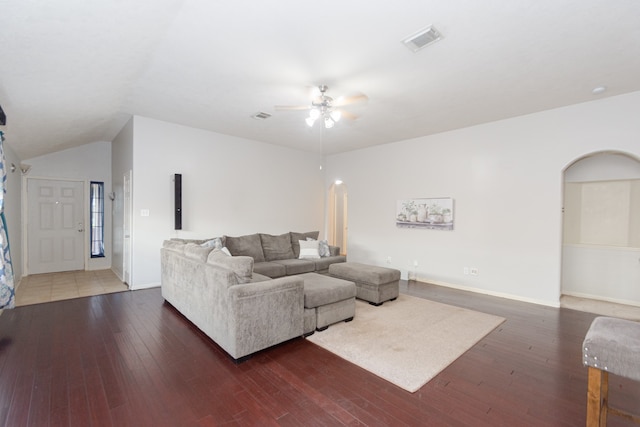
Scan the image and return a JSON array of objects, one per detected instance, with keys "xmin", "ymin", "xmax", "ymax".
[{"xmin": 1, "ymin": 0, "xmax": 639, "ymax": 160}]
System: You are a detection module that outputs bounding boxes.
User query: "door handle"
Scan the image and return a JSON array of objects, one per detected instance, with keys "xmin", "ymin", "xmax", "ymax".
[{"xmin": 78, "ymin": 222, "xmax": 84, "ymax": 233}]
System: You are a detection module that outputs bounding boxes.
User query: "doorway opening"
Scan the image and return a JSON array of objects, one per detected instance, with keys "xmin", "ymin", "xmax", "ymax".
[
  {"xmin": 328, "ymin": 181, "xmax": 348, "ymax": 255},
  {"xmin": 561, "ymin": 151, "xmax": 640, "ymax": 314}
]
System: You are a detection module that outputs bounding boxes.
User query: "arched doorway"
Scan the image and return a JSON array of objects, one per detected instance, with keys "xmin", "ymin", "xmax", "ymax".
[
  {"xmin": 561, "ymin": 151, "xmax": 640, "ymax": 308},
  {"xmin": 328, "ymin": 181, "xmax": 348, "ymax": 256}
]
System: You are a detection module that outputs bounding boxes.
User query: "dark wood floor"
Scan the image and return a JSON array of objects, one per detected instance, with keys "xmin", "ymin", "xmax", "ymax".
[{"xmin": 1, "ymin": 281, "xmax": 639, "ymax": 427}]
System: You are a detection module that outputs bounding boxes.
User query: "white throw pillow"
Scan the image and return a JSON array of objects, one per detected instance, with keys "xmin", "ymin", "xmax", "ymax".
[
  {"xmin": 298, "ymin": 239, "xmax": 320, "ymax": 259},
  {"xmin": 220, "ymin": 246, "xmax": 232, "ymax": 256},
  {"xmin": 306, "ymin": 237, "xmax": 331, "ymax": 257}
]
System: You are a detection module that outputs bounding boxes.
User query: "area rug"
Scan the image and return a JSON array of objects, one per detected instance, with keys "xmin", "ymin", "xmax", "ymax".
[{"xmin": 306, "ymin": 293, "xmax": 505, "ymax": 393}]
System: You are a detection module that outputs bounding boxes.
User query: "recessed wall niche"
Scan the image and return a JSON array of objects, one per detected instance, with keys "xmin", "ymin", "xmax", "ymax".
[{"xmin": 563, "ymin": 153, "xmax": 640, "ymax": 249}]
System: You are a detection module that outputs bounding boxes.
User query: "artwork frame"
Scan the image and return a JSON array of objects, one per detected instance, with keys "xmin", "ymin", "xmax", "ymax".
[{"xmin": 396, "ymin": 197, "xmax": 454, "ymax": 230}]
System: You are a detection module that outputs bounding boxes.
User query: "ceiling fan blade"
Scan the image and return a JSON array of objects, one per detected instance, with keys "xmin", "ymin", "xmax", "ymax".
[
  {"xmin": 274, "ymin": 105, "xmax": 311, "ymax": 111},
  {"xmin": 340, "ymin": 110, "xmax": 359, "ymax": 121},
  {"xmin": 333, "ymin": 93, "xmax": 368, "ymax": 107}
]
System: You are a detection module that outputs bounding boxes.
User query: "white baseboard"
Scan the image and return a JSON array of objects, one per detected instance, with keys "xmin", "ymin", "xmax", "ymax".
[
  {"xmin": 130, "ymin": 282, "xmax": 160, "ymax": 291},
  {"xmin": 562, "ymin": 291, "xmax": 640, "ymax": 308},
  {"xmin": 415, "ymin": 278, "xmax": 561, "ymax": 308}
]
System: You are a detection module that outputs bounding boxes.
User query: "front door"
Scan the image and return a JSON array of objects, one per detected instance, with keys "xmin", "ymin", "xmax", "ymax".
[{"xmin": 27, "ymin": 179, "xmax": 85, "ymax": 274}]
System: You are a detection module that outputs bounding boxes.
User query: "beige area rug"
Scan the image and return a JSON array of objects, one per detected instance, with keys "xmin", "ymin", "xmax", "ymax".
[{"xmin": 306, "ymin": 294, "xmax": 505, "ymax": 393}]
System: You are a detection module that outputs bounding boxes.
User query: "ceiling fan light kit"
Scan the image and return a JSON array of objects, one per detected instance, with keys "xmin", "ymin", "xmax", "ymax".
[
  {"xmin": 275, "ymin": 84, "xmax": 367, "ymax": 129},
  {"xmin": 306, "ymin": 85, "xmax": 341, "ymax": 129}
]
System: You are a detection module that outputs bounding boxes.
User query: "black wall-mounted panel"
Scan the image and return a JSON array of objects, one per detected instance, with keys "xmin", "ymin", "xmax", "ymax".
[
  {"xmin": 0, "ymin": 104, "xmax": 6, "ymax": 126},
  {"xmin": 174, "ymin": 174, "xmax": 182, "ymax": 230}
]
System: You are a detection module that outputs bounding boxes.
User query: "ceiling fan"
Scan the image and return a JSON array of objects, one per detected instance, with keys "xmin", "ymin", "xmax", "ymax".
[{"xmin": 275, "ymin": 85, "xmax": 368, "ymax": 129}]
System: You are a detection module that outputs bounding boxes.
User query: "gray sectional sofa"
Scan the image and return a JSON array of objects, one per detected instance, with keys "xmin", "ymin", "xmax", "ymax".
[
  {"xmin": 160, "ymin": 231, "xmax": 348, "ymax": 361},
  {"xmin": 225, "ymin": 231, "xmax": 346, "ymax": 277}
]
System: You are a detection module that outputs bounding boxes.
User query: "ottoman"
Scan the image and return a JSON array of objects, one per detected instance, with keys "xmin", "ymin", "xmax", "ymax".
[
  {"xmin": 299, "ymin": 273, "xmax": 356, "ymax": 334},
  {"xmin": 583, "ymin": 316, "xmax": 640, "ymax": 426},
  {"xmin": 329, "ymin": 262, "xmax": 400, "ymax": 306}
]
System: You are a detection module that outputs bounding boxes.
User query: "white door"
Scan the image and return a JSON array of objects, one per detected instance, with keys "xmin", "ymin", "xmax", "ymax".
[
  {"xmin": 27, "ymin": 179, "xmax": 85, "ymax": 274},
  {"xmin": 123, "ymin": 171, "xmax": 132, "ymax": 285}
]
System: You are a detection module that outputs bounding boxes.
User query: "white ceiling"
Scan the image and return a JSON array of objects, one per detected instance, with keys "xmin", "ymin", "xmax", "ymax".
[{"xmin": 2, "ymin": 0, "xmax": 640, "ymax": 160}]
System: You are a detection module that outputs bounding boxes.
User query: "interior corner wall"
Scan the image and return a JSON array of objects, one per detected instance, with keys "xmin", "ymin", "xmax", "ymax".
[
  {"xmin": 2, "ymin": 140, "xmax": 23, "ymax": 285},
  {"xmin": 111, "ymin": 117, "xmax": 134, "ymax": 282},
  {"xmin": 23, "ymin": 141, "xmax": 113, "ymax": 271},
  {"xmin": 129, "ymin": 116, "xmax": 325, "ymax": 289},
  {"xmin": 324, "ymin": 91, "xmax": 640, "ymax": 306}
]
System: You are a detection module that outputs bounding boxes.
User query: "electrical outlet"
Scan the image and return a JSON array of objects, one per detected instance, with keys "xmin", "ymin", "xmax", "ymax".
[
  {"xmin": 386, "ymin": 256, "xmax": 392, "ymax": 264},
  {"xmin": 413, "ymin": 260, "xmax": 418, "ymax": 267},
  {"xmin": 470, "ymin": 267, "xmax": 479, "ymax": 276},
  {"xmin": 463, "ymin": 267, "xmax": 469, "ymax": 275}
]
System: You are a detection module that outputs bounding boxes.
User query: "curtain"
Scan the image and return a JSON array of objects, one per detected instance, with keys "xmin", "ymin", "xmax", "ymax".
[{"xmin": 0, "ymin": 130, "xmax": 15, "ymax": 309}]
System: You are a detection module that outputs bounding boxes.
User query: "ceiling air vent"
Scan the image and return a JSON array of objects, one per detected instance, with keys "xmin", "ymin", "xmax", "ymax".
[
  {"xmin": 252, "ymin": 112, "xmax": 271, "ymax": 120},
  {"xmin": 402, "ymin": 25, "xmax": 442, "ymax": 52}
]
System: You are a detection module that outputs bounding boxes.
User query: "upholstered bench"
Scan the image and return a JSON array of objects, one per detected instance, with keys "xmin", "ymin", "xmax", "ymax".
[
  {"xmin": 299, "ymin": 273, "xmax": 356, "ymax": 335},
  {"xmin": 329, "ymin": 262, "xmax": 401, "ymax": 306},
  {"xmin": 582, "ymin": 316, "xmax": 640, "ymax": 426}
]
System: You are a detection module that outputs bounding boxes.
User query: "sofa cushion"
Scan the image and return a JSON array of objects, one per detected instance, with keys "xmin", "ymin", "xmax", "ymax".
[
  {"xmin": 314, "ymin": 255, "xmax": 347, "ymax": 272},
  {"xmin": 259, "ymin": 233, "xmax": 295, "ymax": 261},
  {"xmin": 184, "ymin": 243, "xmax": 214, "ymax": 263},
  {"xmin": 298, "ymin": 239, "xmax": 320, "ymax": 259},
  {"xmin": 207, "ymin": 249, "xmax": 254, "ymax": 284},
  {"xmin": 298, "ymin": 273, "xmax": 356, "ymax": 308},
  {"xmin": 272, "ymin": 259, "xmax": 316, "ymax": 275},
  {"xmin": 253, "ymin": 261, "xmax": 287, "ymax": 278},
  {"xmin": 224, "ymin": 233, "xmax": 266, "ymax": 262},
  {"xmin": 290, "ymin": 231, "xmax": 319, "ymax": 258}
]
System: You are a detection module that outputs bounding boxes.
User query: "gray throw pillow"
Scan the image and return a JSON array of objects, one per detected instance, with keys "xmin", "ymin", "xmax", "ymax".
[
  {"xmin": 200, "ymin": 237, "xmax": 223, "ymax": 249},
  {"xmin": 318, "ymin": 240, "xmax": 331, "ymax": 257}
]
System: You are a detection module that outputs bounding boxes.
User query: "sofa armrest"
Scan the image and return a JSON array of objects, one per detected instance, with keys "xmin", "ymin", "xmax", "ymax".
[
  {"xmin": 329, "ymin": 245, "xmax": 341, "ymax": 256},
  {"xmin": 227, "ymin": 276, "xmax": 304, "ymax": 358}
]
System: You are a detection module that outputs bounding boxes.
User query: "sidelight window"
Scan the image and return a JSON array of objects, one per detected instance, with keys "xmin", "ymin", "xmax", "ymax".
[{"xmin": 90, "ymin": 181, "xmax": 105, "ymax": 258}]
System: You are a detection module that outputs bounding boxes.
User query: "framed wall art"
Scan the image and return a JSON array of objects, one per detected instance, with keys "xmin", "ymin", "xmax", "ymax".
[{"xmin": 396, "ymin": 198, "xmax": 454, "ymax": 230}]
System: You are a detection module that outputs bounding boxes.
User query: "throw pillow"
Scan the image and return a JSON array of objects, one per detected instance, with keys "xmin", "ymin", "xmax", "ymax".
[
  {"xmin": 318, "ymin": 240, "xmax": 331, "ymax": 257},
  {"xmin": 305, "ymin": 237, "xmax": 331, "ymax": 257},
  {"xmin": 290, "ymin": 231, "xmax": 319, "ymax": 258},
  {"xmin": 298, "ymin": 239, "xmax": 320, "ymax": 259},
  {"xmin": 220, "ymin": 246, "xmax": 232, "ymax": 256},
  {"xmin": 200, "ymin": 237, "xmax": 223, "ymax": 249}
]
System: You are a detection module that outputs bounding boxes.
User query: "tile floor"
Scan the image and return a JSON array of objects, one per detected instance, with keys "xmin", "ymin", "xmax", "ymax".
[
  {"xmin": 560, "ymin": 294, "xmax": 640, "ymax": 321},
  {"xmin": 15, "ymin": 269, "xmax": 129, "ymax": 306}
]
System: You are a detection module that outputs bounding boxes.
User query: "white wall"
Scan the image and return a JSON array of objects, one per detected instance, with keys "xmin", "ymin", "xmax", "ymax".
[
  {"xmin": 128, "ymin": 116, "xmax": 325, "ymax": 289},
  {"xmin": 111, "ymin": 118, "xmax": 134, "ymax": 281},
  {"xmin": 325, "ymin": 91, "xmax": 640, "ymax": 306},
  {"xmin": 2, "ymin": 140, "xmax": 23, "ymax": 285},
  {"xmin": 23, "ymin": 141, "xmax": 113, "ymax": 271}
]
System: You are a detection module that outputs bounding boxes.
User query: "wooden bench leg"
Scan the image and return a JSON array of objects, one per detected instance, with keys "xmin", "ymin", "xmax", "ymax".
[{"xmin": 587, "ymin": 366, "xmax": 608, "ymax": 427}]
